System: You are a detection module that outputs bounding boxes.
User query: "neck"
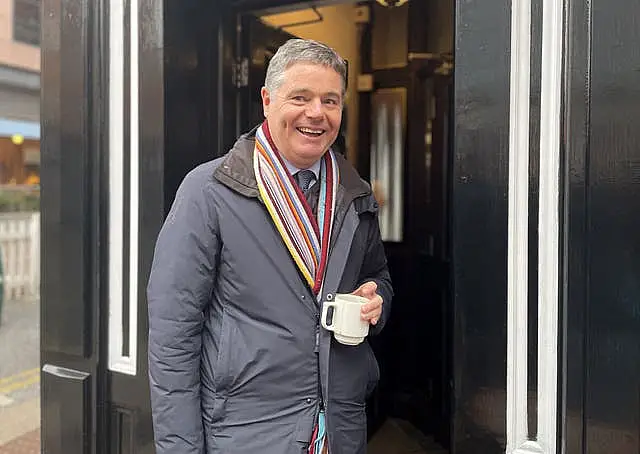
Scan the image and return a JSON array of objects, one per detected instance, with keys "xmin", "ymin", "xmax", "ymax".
[{"xmin": 281, "ymin": 151, "xmax": 323, "ymax": 170}]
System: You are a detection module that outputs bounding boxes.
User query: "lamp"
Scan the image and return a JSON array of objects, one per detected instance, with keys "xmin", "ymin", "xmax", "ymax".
[
  {"xmin": 11, "ymin": 134, "xmax": 24, "ymax": 146},
  {"xmin": 375, "ymin": 0, "xmax": 409, "ymax": 6}
]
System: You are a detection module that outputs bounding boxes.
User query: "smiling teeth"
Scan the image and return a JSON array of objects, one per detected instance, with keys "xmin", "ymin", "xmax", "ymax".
[{"xmin": 299, "ymin": 127, "xmax": 323, "ymax": 134}]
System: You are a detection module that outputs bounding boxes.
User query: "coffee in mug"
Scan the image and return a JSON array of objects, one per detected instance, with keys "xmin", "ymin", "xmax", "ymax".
[{"xmin": 321, "ymin": 294, "xmax": 369, "ymax": 346}]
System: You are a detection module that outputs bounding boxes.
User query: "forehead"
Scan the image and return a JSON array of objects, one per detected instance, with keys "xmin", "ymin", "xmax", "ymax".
[{"xmin": 279, "ymin": 62, "xmax": 343, "ymax": 93}]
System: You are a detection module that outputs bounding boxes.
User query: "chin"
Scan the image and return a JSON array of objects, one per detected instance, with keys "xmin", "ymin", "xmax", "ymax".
[
  {"xmin": 294, "ymin": 142, "xmax": 327, "ymax": 158},
  {"xmin": 306, "ymin": 145, "xmax": 330, "ymax": 156}
]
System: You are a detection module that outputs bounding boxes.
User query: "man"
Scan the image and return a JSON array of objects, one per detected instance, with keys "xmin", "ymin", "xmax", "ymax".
[{"xmin": 147, "ymin": 39, "xmax": 393, "ymax": 454}]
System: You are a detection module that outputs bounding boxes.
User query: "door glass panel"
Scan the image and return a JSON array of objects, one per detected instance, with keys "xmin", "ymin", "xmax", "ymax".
[
  {"xmin": 424, "ymin": 79, "xmax": 435, "ymax": 206},
  {"xmin": 371, "ymin": 88, "xmax": 406, "ymax": 242},
  {"xmin": 372, "ymin": 3, "xmax": 409, "ymax": 70},
  {"xmin": 0, "ymin": 133, "xmax": 41, "ymax": 448}
]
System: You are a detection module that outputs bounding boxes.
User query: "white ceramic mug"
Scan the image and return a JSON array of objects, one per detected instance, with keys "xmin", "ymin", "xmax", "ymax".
[{"xmin": 321, "ymin": 294, "xmax": 369, "ymax": 346}]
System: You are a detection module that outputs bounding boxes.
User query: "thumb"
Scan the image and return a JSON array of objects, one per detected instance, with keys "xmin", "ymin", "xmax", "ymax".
[{"xmin": 354, "ymin": 281, "xmax": 377, "ymax": 298}]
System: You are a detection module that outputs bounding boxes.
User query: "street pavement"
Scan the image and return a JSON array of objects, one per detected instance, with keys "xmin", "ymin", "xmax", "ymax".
[{"xmin": 0, "ymin": 299, "xmax": 40, "ymax": 453}]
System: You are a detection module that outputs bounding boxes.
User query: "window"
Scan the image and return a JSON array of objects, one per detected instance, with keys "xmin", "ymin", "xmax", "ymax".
[
  {"xmin": 370, "ymin": 88, "xmax": 406, "ymax": 242},
  {"xmin": 13, "ymin": 0, "xmax": 41, "ymax": 46}
]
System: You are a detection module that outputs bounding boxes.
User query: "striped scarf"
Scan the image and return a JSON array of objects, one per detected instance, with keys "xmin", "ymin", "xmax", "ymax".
[
  {"xmin": 308, "ymin": 410, "xmax": 327, "ymax": 453},
  {"xmin": 253, "ymin": 121, "xmax": 339, "ymax": 297}
]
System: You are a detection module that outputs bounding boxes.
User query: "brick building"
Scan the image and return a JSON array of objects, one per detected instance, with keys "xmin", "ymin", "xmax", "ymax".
[{"xmin": 0, "ymin": 0, "xmax": 40, "ymax": 186}]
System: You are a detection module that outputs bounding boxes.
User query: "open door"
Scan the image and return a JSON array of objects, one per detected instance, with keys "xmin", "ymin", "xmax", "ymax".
[
  {"xmin": 235, "ymin": 14, "xmax": 295, "ymax": 135},
  {"xmin": 354, "ymin": 2, "xmax": 454, "ymax": 447},
  {"xmin": 360, "ymin": 53, "xmax": 454, "ymax": 449},
  {"xmin": 233, "ymin": 2, "xmax": 456, "ymax": 449}
]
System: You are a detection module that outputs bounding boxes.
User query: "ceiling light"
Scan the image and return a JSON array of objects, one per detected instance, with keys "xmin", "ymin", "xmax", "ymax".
[{"xmin": 375, "ymin": 0, "xmax": 409, "ymax": 7}]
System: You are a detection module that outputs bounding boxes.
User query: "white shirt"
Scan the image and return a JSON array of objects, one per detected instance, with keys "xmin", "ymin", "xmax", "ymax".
[{"xmin": 281, "ymin": 156, "xmax": 321, "ymax": 188}]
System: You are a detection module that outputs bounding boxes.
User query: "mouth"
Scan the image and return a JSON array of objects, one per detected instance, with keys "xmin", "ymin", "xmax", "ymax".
[{"xmin": 296, "ymin": 127, "xmax": 325, "ymax": 138}]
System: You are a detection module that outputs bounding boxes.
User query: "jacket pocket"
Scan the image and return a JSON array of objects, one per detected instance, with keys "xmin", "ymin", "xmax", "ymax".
[
  {"xmin": 213, "ymin": 310, "xmax": 233, "ymax": 392},
  {"xmin": 331, "ymin": 401, "xmax": 367, "ymax": 454},
  {"xmin": 329, "ymin": 339, "xmax": 376, "ymax": 404},
  {"xmin": 294, "ymin": 412, "xmax": 316, "ymax": 443},
  {"xmin": 202, "ymin": 394, "xmax": 227, "ymax": 429},
  {"xmin": 365, "ymin": 341, "xmax": 380, "ymax": 398}
]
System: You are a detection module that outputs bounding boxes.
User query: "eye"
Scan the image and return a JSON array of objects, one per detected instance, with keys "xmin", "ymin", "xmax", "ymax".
[
  {"xmin": 292, "ymin": 95, "xmax": 308, "ymax": 102},
  {"xmin": 324, "ymin": 98, "xmax": 340, "ymax": 106}
]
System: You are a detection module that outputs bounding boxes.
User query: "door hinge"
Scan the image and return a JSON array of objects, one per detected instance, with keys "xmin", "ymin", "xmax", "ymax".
[{"xmin": 233, "ymin": 58, "xmax": 249, "ymax": 88}]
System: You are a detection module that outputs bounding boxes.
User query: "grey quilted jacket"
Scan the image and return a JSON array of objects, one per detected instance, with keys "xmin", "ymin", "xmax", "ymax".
[{"xmin": 147, "ymin": 127, "xmax": 393, "ymax": 453}]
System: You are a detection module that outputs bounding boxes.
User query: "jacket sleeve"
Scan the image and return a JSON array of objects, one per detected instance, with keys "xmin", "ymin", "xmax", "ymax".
[
  {"xmin": 147, "ymin": 170, "xmax": 220, "ymax": 454},
  {"xmin": 357, "ymin": 205, "xmax": 393, "ymax": 335}
]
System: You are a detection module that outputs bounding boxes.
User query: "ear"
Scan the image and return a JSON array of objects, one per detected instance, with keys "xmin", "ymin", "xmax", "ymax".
[{"xmin": 261, "ymin": 87, "xmax": 271, "ymax": 118}]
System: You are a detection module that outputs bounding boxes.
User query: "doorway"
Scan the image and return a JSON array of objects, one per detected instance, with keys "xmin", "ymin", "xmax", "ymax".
[
  {"xmin": 234, "ymin": 1, "xmax": 454, "ymax": 451},
  {"xmin": 44, "ymin": 0, "xmax": 640, "ymax": 452}
]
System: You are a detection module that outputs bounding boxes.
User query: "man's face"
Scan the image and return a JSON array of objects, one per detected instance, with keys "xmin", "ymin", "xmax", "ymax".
[{"xmin": 261, "ymin": 62, "xmax": 343, "ymax": 168}]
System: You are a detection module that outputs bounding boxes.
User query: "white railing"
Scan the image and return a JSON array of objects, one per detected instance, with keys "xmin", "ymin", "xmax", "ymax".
[{"xmin": 0, "ymin": 212, "xmax": 40, "ymax": 301}]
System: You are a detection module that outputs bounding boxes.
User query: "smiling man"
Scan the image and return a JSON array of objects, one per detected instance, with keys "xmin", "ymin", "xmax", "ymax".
[
  {"xmin": 261, "ymin": 58, "xmax": 343, "ymax": 169},
  {"xmin": 147, "ymin": 39, "xmax": 393, "ymax": 454}
]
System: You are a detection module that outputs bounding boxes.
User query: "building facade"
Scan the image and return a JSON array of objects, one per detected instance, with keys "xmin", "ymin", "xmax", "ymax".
[{"xmin": 0, "ymin": 0, "xmax": 40, "ymax": 186}]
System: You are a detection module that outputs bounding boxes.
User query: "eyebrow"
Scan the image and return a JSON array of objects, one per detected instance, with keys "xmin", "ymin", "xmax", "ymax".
[{"xmin": 288, "ymin": 88, "xmax": 342, "ymax": 99}]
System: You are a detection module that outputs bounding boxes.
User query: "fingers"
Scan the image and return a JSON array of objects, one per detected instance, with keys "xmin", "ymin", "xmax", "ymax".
[
  {"xmin": 361, "ymin": 296, "xmax": 382, "ymax": 314},
  {"xmin": 360, "ymin": 294, "xmax": 383, "ymax": 325},
  {"xmin": 352, "ymin": 281, "xmax": 382, "ymax": 325}
]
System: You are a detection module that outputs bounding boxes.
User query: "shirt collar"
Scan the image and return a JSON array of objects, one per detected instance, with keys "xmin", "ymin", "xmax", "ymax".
[{"xmin": 281, "ymin": 154, "xmax": 322, "ymax": 180}]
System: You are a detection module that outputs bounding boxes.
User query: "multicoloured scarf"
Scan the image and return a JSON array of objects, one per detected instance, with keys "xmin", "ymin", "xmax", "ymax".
[
  {"xmin": 308, "ymin": 411, "xmax": 327, "ymax": 453},
  {"xmin": 253, "ymin": 121, "xmax": 339, "ymax": 297}
]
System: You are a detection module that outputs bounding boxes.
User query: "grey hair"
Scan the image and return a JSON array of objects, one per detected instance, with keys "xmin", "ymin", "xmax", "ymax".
[{"xmin": 264, "ymin": 39, "xmax": 347, "ymax": 97}]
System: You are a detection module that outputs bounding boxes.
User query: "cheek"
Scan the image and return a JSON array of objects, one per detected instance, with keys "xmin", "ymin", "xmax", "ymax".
[
  {"xmin": 328, "ymin": 111, "xmax": 343, "ymax": 130},
  {"xmin": 281, "ymin": 110, "xmax": 300, "ymax": 131}
]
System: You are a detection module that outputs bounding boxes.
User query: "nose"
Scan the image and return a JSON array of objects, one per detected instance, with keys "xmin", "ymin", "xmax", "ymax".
[{"xmin": 305, "ymin": 98, "xmax": 323, "ymax": 119}]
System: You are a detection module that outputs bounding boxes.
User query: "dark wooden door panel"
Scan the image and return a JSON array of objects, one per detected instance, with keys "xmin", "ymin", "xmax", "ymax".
[{"xmin": 41, "ymin": 1, "xmax": 97, "ymax": 452}]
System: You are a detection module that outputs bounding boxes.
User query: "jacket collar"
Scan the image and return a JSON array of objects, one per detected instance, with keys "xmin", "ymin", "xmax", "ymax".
[{"xmin": 213, "ymin": 125, "xmax": 371, "ymax": 202}]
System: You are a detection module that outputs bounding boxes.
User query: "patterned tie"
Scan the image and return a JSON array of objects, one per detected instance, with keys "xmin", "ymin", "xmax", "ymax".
[{"xmin": 295, "ymin": 170, "xmax": 316, "ymax": 194}]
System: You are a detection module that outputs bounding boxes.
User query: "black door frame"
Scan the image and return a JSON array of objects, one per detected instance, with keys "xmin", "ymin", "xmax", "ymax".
[{"xmin": 42, "ymin": 1, "xmax": 640, "ymax": 454}]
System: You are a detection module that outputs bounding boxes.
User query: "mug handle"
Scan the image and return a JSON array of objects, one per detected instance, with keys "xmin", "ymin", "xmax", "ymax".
[{"xmin": 321, "ymin": 302, "xmax": 338, "ymax": 331}]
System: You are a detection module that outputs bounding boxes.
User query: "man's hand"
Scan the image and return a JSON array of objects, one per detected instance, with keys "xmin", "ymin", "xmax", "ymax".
[{"xmin": 352, "ymin": 281, "xmax": 383, "ymax": 325}]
